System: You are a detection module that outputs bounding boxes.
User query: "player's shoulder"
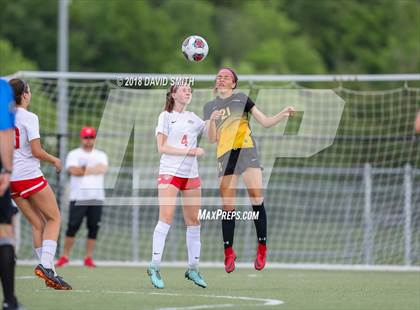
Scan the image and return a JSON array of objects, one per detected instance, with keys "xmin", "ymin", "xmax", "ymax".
[
  {"xmin": 188, "ymin": 111, "xmax": 204, "ymax": 122},
  {"xmin": 234, "ymin": 92, "xmax": 248, "ymax": 102},
  {"xmin": 17, "ymin": 108, "xmax": 38, "ymax": 121},
  {"xmin": 204, "ymin": 98, "xmax": 216, "ymax": 110},
  {"xmin": 157, "ymin": 110, "xmax": 170, "ymax": 120},
  {"xmin": 19, "ymin": 108, "xmax": 37, "ymax": 118}
]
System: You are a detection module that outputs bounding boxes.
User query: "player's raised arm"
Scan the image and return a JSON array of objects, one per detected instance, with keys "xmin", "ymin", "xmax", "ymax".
[
  {"xmin": 251, "ymin": 105, "xmax": 296, "ymax": 128},
  {"xmin": 204, "ymin": 110, "xmax": 222, "ymax": 144}
]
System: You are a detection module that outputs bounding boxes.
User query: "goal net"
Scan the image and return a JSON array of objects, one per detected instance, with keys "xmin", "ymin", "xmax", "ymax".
[{"xmin": 8, "ymin": 72, "xmax": 419, "ymax": 268}]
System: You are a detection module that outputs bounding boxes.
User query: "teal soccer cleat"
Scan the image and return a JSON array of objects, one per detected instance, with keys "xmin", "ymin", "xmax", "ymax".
[
  {"xmin": 185, "ymin": 268, "xmax": 207, "ymax": 288},
  {"xmin": 147, "ymin": 265, "xmax": 164, "ymax": 289}
]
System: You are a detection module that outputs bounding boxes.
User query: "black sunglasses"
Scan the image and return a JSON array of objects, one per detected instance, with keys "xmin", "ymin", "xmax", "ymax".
[{"xmin": 82, "ymin": 136, "xmax": 95, "ymax": 140}]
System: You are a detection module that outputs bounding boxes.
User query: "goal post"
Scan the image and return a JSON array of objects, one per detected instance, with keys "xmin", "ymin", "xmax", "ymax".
[{"xmin": 6, "ymin": 71, "xmax": 419, "ymax": 270}]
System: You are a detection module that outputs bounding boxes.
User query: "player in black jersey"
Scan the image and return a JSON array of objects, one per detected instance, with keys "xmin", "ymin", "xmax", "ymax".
[{"xmin": 203, "ymin": 68, "xmax": 295, "ymax": 273}]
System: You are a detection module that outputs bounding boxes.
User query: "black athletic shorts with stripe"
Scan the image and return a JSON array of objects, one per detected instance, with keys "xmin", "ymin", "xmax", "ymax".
[{"xmin": 217, "ymin": 148, "xmax": 262, "ymax": 177}]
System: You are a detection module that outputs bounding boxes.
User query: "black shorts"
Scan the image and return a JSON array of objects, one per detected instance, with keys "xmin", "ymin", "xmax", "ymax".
[
  {"xmin": 66, "ymin": 200, "xmax": 103, "ymax": 234},
  {"xmin": 0, "ymin": 189, "xmax": 13, "ymax": 224},
  {"xmin": 217, "ymin": 148, "xmax": 262, "ymax": 177}
]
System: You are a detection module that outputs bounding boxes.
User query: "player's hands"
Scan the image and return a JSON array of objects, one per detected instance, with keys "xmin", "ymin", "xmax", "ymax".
[
  {"xmin": 0, "ymin": 173, "xmax": 11, "ymax": 196},
  {"xmin": 188, "ymin": 147, "xmax": 205, "ymax": 157},
  {"xmin": 280, "ymin": 106, "xmax": 296, "ymax": 117},
  {"xmin": 53, "ymin": 157, "xmax": 62, "ymax": 173},
  {"xmin": 210, "ymin": 110, "xmax": 222, "ymax": 121}
]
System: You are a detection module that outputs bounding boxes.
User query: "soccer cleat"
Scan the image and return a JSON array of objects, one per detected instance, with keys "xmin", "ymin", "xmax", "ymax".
[
  {"xmin": 224, "ymin": 247, "xmax": 237, "ymax": 273},
  {"xmin": 84, "ymin": 256, "xmax": 97, "ymax": 268},
  {"xmin": 147, "ymin": 265, "xmax": 164, "ymax": 289},
  {"xmin": 2, "ymin": 301, "xmax": 26, "ymax": 310},
  {"xmin": 185, "ymin": 268, "xmax": 207, "ymax": 288},
  {"xmin": 34, "ymin": 264, "xmax": 72, "ymax": 290},
  {"xmin": 254, "ymin": 243, "xmax": 267, "ymax": 271},
  {"xmin": 55, "ymin": 256, "xmax": 69, "ymax": 268}
]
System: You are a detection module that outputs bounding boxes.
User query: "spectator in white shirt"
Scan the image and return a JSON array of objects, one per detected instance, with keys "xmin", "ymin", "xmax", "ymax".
[{"xmin": 56, "ymin": 126, "xmax": 108, "ymax": 268}]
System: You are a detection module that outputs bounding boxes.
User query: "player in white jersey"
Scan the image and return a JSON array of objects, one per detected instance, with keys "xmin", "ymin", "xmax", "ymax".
[
  {"xmin": 147, "ymin": 84, "xmax": 208, "ymax": 289},
  {"xmin": 8, "ymin": 79, "xmax": 71, "ymax": 290}
]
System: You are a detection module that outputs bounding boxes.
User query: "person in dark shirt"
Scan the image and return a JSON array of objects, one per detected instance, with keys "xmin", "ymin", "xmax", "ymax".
[{"xmin": 203, "ymin": 68, "xmax": 295, "ymax": 273}]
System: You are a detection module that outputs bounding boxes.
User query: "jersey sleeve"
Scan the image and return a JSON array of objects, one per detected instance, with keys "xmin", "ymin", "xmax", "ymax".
[
  {"xmin": 155, "ymin": 112, "xmax": 169, "ymax": 136},
  {"xmin": 0, "ymin": 81, "xmax": 15, "ymax": 131},
  {"xmin": 65, "ymin": 151, "xmax": 79, "ymax": 170},
  {"xmin": 25, "ymin": 113, "xmax": 41, "ymax": 141},
  {"xmin": 203, "ymin": 101, "xmax": 213, "ymax": 121},
  {"xmin": 244, "ymin": 95, "xmax": 255, "ymax": 113}
]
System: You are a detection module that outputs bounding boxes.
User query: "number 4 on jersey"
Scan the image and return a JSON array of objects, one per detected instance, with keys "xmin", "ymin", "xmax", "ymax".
[{"xmin": 181, "ymin": 134, "xmax": 188, "ymax": 146}]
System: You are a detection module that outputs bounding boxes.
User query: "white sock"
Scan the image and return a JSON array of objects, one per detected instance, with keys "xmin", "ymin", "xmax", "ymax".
[
  {"xmin": 151, "ymin": 221, "xmax": 170, "ymax": 267},
  {"xmin": 41, "ymin": 240, "xmax": 57, "ymax": 270},
  {"xmin": 34, "ymin": 247, "xmax": 42, "ymax": 262},
  {"xmin": 186, "ymin": 225, "xmax": 201, "ymax": 269}
]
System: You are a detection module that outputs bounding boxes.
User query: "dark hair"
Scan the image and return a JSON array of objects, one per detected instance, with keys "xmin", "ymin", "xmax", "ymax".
[
  {"xmin": 165, "ymin": 84, "xmax": 179, "ymax": 112},
  {"xmin": 9, "ymin": 79, "xmax": 29, "ymax": 105}
]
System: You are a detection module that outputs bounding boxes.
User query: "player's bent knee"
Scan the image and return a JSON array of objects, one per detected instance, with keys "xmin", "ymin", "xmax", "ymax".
[{"xmin": 44, "ymin": 211, "xmax": 61, "ymax": 224}]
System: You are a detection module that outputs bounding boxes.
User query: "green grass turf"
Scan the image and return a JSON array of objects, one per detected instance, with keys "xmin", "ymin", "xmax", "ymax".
[{"xmin": 11, "ymin": 266, "xmax": 420, "ymax": 310}]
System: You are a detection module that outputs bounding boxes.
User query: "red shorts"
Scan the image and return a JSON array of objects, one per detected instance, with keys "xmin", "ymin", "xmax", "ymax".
[
  {"xmin": 157, "ymin": 174, "xmax": 201, "ymax": 190},
  {"xmin": 10, "ymin": 176, "xmax": 48, "ymax": 199}
]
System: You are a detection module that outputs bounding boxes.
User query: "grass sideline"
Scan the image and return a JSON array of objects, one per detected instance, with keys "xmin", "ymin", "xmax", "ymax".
[{"xmin": 12, "ymin": 266, "xmax": 420, "ymax": 310}]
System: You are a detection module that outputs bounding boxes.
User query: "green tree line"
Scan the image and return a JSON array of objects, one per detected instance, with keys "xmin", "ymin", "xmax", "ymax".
[{"xmin": 0, "ymin": 0, "xmax": 418, "ymax": 76}]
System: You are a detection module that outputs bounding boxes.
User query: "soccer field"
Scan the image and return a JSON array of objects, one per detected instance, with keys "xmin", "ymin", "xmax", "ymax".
[{"xmin": 14, "ymin": 266, "xmax": 419, "ymax": 310}]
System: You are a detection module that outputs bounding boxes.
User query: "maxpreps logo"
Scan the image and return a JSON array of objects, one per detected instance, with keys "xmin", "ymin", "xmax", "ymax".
[{"xmin": 198, "ymin": 209, "xmax": 259, "ymax": 221}]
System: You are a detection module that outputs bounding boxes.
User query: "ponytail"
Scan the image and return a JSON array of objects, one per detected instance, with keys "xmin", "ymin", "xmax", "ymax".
[
  {"xmin": 9, "ymin": 78, "xmax": 28, "ymax": 105},
  {"xmin": 164, "ymin": 84, "xmax": 178, "ymax": 112}
]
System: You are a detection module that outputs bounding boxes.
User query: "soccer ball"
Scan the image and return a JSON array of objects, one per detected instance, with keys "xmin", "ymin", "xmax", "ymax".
[{"xmin": 181, "ymin": 35, "xmax": 209, "ymax": 62}]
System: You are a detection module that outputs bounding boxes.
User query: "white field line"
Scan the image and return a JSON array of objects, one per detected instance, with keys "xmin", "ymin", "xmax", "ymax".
[
  {"xmin": 36, "ymin": 289, "xmax": 284, "ymax": 309},
  {"xmin": 157, "ymin": 304, "xmax": 233, "ymax": 310}
]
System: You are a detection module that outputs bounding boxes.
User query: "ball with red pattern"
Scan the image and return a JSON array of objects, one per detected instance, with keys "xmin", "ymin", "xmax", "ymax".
[{"xmin": 181, "ymin": 35, "xmax": 209, "ymax": 62}]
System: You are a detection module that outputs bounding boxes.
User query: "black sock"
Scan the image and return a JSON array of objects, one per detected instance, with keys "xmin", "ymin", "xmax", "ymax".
[
  {"xmin": 222, "ymin": 210, "xmax": 236, "ymax": 249},
  {"xmin": 0, "ymin": 244, "xmax": 17, "ymax": 306},
  {"xmin": 252, "ymin": 202, "xmax": 267, "ymax": 245}
]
